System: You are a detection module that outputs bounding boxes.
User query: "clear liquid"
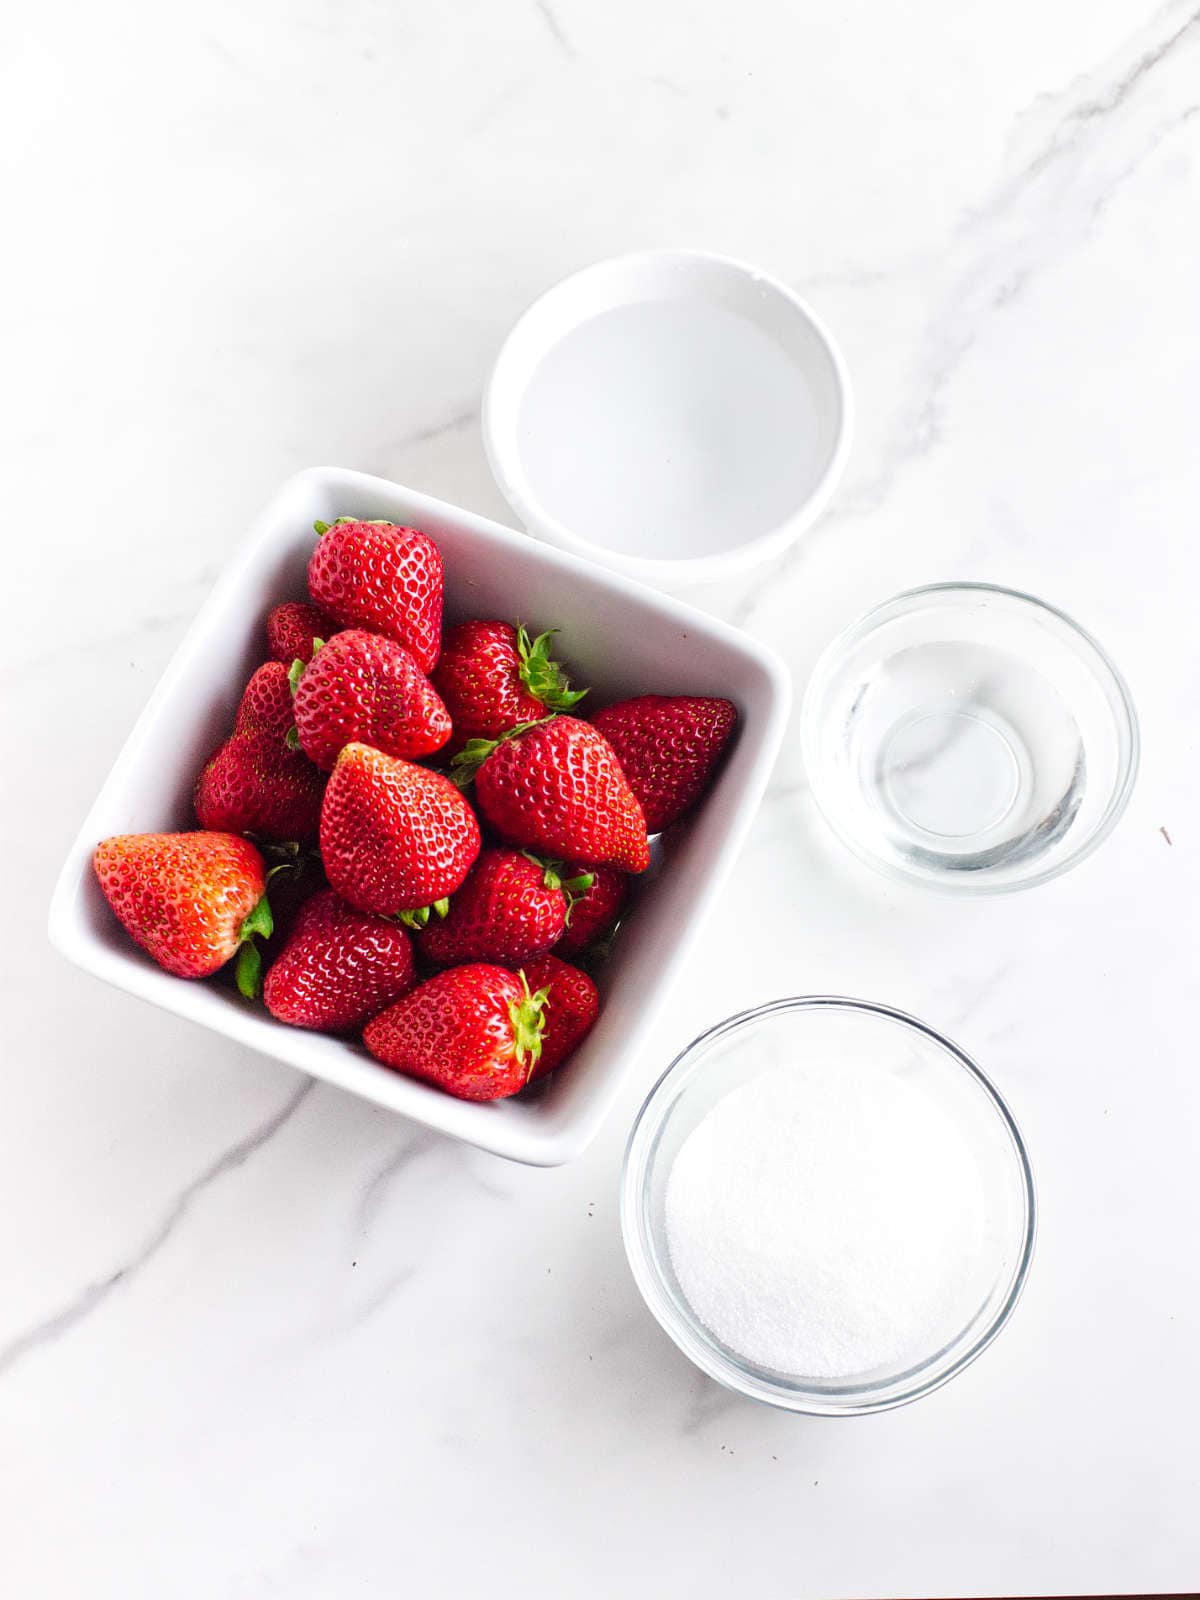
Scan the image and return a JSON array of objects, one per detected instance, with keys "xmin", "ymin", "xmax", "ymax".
[
  {"xmin": 516, "ymin": 299, "xmax": 822, "ymax": 559},
  {"xmin": 843, "ymin": 640, "xmax": 1085, "ymax": 875}
]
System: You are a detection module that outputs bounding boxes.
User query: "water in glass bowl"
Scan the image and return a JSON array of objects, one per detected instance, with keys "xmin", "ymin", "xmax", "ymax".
[{"xmin": 801, "ymin": 585, "xmax": 1137, "ymax": 892}]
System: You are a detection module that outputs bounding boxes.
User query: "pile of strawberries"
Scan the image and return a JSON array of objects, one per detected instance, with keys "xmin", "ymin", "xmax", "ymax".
[{"xmin": 93, "ymin": 518, "xmax": 736, "ymax": 1102}]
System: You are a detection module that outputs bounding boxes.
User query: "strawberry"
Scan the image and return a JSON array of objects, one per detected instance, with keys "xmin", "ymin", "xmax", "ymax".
[
  {"xmin": 432, "ymin": 621, "xmax": 586, "ymax": 749},
  {"xmin": 520, "ymin": 953, "xmax": 599, "ymax": 1079},
  {"xmin": 418, "ymin": 848, "xmax": 594, "ymax": 968},
  {"xmin": 263, "ymin": 888, "xmax": 415, "ymax": 1032},
  {"xmin": 194, "ymin": 662, "xmax": 325, "ymax": 843},
  {"xmin": 590, "ymin": 695, "xmax": 737, "ymax": 832},
  {"xmin": 455, "ymin": 716, "xmax": 649, "ymax": 873},
  {"xmin": 290, "ymin": 628, "xmax": 451, "ymax": 771},
  {"xmin": 266, "ymin": 602, "xmax": 334, "ymax": 665},
  {"xmin": 93, "ymin": 831, "xmax": 273, "ymax": 995},
  {"xmin": 320, "ymin": 742, "xmax": 481, "ymax": 915},
  {"xmin": 555, "ymin": 862, "xmax": 626, "ymax": 954},
  {"xmin": 363, "ymin": 964, "xmax": 548, "ymax": 1101},
  {"xmin": 307, "ymin": 518, "xmax": 442, "ymax": 673}
]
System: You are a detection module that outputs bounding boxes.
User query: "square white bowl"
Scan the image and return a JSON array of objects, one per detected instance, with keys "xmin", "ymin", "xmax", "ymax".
[{"xmin": 48, "ymin": 467, "xmax": 790, "ymax": 1166}]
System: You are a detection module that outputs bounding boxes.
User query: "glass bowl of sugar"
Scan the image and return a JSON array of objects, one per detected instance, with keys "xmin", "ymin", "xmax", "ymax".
[{"xmin": 621, "ymin": 996, "xmax": 1035, "ymax": 1415}]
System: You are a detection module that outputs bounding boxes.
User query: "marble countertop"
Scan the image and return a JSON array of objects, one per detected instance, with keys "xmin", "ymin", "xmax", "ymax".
[{"xmin": 4, "ymin": 1, "xmax": 1199, "ymax": 1594}]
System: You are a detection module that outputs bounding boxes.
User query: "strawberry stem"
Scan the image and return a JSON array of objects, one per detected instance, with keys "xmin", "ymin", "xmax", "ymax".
[
  {"xmin": 559, "ymin": 870, "xmax": 596, "ymax": 925},
  {"xmin": 449, "ymin": 715, "xmax": 557, "ymax": 788},
  {"xmin": 240, "ymin": 895, "xmax": 274, "ymax": 943},
  {"xmin": 516, "ymin": 624, "xmax": 588, "ymax": 712},
  {"xmin": 235, "ymin": 943, "xmax": 263, "ymax": 1000},
  {"xmin": 235, "ymin": 892, "xmax": 274, "ymax": 999},
  {"xmin": 509, "ymin": 970, "xmax": 550, "ymax": 1080},
  {"xmin": 521, "ymin": 851, "xmax": 565, "ymax": 891},
  {"xmin": 397, "ymin": 898, "xmax": 450, "ymax": 930}
]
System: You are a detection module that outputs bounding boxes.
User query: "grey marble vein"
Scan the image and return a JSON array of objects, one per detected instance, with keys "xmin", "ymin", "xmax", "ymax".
[
  {"xmin": 354, "ymin": 1128, "xmax": 444, "ymax": 1235},
  {"xmin": 22, "ymin": 567, "xmax": 222, "ymax": 669},
  {"xmin": 395, "ymin": 405, "xmax": 475, "ymax": 454},
  {"xmin": 1003, "ymin": 0, "xmax": 1200, "ymax": 193},
  {"xmin": 533, "ymin": 0, "xmax": 576, "ymax": 61},
  {"xmin": 328, "ymin": 1264, "xmax": 418, "ymax": 1341},
  {"xmin": 734, "ymin": 3, "xmax": 1200, "ymax": 629},
  {"xmin": 1087, "ymin": 97, "xmax": 1200, "ymax": 227},
  {"xmin": 0, "ymin": 1078, "xmax": 314, "ymax": 1382},
  {"xmin": 646, "ymin": 74, "xmax": 691, "ymax": 98}
]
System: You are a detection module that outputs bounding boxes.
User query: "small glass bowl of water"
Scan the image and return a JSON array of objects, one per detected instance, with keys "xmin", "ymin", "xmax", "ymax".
[{"xmin": 801, "ymin": 583, "xmax": 1138, "ymax": 893}]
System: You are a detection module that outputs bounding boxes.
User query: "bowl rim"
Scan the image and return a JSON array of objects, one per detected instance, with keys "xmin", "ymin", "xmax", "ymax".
[
  {"xmin": 482, "ymin": 248, "xmax": 854, "ymax": 585},
  {"xmin": 799, "ymin": 580, "xmax": 1141, "ymax": 895},
  {"xmin": 620, "ymin": 993, "xmax": 1038, "ymax": 1416}
]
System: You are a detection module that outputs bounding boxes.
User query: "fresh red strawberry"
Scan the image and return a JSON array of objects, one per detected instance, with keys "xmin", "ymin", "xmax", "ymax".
[
  {"xmin": 433, "ymin": 621, "xmax": 586, "ymax": 749},
  {"xmin": 520, "ymin": 953, "xmax": 599, "ymax": 1079},
  {"xmin": 291, "ymin": 628, "xmax": 451, "ymax": 771},
  {"xmin": 263, "ymin": 888, "xmax": 415, "ymax": 1032},
  {"xmin": 93, "ymin": 831, "xmax": 273, "ymax": 994},
  {"xmin": 590, "ymin": 695, "xmax": 737, "ymax": 832},
  {"xmin": 364, "ymin": 964, "xmax": 548, "ymax": 1101},
  {"xmin": 417, "ymin": 848, "xmax": 594, "ymax": 968},
  {"xmin": 456, "ymin": 716, "xmax": 649, "ymax": 872},
  {"xmin": 266, "ymin": 602, "xmax": 335, "ymax": 665},
  {"xmin": 194, "ymin": 662, "xmax": 325, "ymax": 842},
  {"xmin": 307, "ymin": 518, "xmax": 443, "ymax": 673},
  {"xmin": 320, "ymin": 742, "xmax": 481, "ymax": 915},
  {"xmin": 555, "ymin": 862, "xmax": 626, "ymax": 954}
]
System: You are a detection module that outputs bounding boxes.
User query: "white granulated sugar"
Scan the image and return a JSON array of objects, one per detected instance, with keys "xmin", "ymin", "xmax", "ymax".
[{"xmin": 665, "ymin": 1060, "xmax": 985, "ymax": 1378}]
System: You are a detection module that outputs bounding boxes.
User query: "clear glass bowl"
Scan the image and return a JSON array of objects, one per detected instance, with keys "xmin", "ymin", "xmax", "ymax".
[
  {"xmin": 621, "ymin": 997, "xmax": 1036, "ymax": 1416},
  {"xmin": 800, "ymin": 583, "xmax": 1139, "ymax": 892}
]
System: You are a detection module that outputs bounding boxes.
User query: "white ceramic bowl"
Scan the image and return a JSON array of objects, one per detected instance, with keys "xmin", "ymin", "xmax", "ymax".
[
  {"xmin": 484, "ymin": 250, "xmax": 852, "ymax": 585},
  {"xmin": 48, "ymin": 467, "xmax": 790, "ymax": 1166}
]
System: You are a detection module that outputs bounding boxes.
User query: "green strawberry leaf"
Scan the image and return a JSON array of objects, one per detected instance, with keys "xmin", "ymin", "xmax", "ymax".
[
  {"xmin": 559, "ymin": 871, "xmax": 595, "ymax": 926},
  {"xmin": 449, "ymin": 736, "xmax": 501, "ymax": 789},
  {"xmin": 235, "ymin": 942, "xmax": 263, "ymax": 1000},
  {"xmin": 235, "ymin": 890, "xmax": 273, "ymax": 1001},
  {"xmin": 239, "ymin": 894, "xmax": 274, "ymax": 944},
  {"xmin": 449, "ymin": 716, "xmax": 558, "ymax": 789},
  {"xmin": 521, "ymin": 851, "xmax": 564, "ymax": 891},
  {"xmin": 516, "ymin": 625, "xmax": 588, "ymax": 712},
  {"xmin": 314, "ymin": 516, "xmax": 365, "ymax": 536},
  {"xmin": 287, "ymin": 657, "xmax": 306, "ymax": 694},
  {"xmin": 260, "ymin": 839, "xmax": 302, "ymax": 866},
  {"xmin": 509, "ymin": 970, "xmax": 550, "ymax": 1081}
]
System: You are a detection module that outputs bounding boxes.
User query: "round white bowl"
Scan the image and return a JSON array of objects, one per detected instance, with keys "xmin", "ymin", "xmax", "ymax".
[{"xmin": 484, "ymin": 250, "xmax": 852, "ymax": 585}]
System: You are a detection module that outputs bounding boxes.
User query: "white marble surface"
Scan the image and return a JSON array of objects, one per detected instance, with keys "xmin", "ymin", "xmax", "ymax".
[{"xmin": 4, "ymin": 2, "xmax": 1199, "ymax": 1594}]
